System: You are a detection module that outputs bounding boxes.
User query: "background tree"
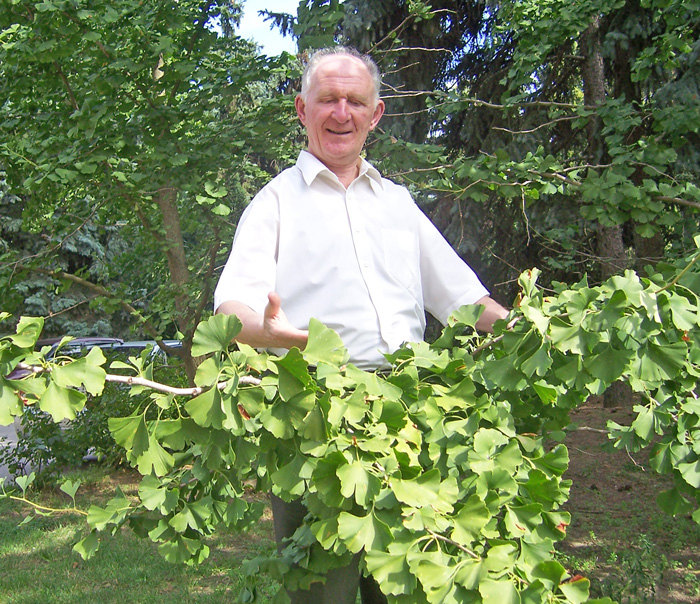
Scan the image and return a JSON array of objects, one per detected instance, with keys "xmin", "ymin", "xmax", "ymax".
[
  {"xmin": 288, "ymin": 1, "xmax": 699, "ymax": 275},
  {"xmin": 279, "ymin": 0, "xmax": 700, "ymax": 405},
  {"xmin": 0, "ymin": 0, "xmax": 301, "ymax": 382},
  {"xmin": 2, "ymin": 0, "xmax": 699, "ymax": 381}
]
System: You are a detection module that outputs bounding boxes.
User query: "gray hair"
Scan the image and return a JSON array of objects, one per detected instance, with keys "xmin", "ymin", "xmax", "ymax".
[{"xmin": 300, "ymin": 46, "xmax": 382, "ymax": 105}]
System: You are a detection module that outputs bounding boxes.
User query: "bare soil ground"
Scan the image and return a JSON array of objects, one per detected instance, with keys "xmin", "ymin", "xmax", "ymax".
[{"xmin": 561, "ymin": 399, "xmax": 700, "ymax": 603}]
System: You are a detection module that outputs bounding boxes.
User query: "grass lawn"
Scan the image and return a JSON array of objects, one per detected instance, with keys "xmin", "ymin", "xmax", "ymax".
[
  {"xmin": 2, "ymin": 400, "xmax": 700, "ymax": 604},
  {"xmin": 0, "ymin": 467, "xmax": 279, "ymax": 604}
]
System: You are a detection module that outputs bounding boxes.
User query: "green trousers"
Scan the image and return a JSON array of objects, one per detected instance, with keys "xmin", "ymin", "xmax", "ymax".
[{"xmin": 270, "ymin": 495, "xmax": 388, "ymax": 604}]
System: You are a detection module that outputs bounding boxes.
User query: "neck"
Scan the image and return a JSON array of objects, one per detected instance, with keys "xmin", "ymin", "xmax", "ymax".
[
  {"xmin": 307, "ymin": 150, "xmax": 361, "ymax": 188},
  {"xmin": 333, "ymin": 161, "xmax": 360, "ymax": 188}
]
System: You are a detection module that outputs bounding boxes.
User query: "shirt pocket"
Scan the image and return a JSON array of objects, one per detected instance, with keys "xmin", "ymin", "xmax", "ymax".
[{"xmin": 381, "ymin": 229, "xmax": 420, "ymax": 297}]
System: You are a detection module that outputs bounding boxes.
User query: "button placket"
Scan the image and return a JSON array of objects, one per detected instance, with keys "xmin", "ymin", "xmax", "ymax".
[
  {"xmin": 346, "ymin": 191, "xmax": 369, "ymax": 268},
  {"xmin": 345, "ymin": 185, "xmax": 393, "ymax": 346}
]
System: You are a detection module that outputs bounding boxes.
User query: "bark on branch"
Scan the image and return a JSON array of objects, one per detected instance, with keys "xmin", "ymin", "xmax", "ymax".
[
  {"xmin": 53, "ymin": 60, "xmax": 79, "ymax": 111},
  {"xmin": 31, "ymin": 267, "xmax": 180, "ymax": 358}
]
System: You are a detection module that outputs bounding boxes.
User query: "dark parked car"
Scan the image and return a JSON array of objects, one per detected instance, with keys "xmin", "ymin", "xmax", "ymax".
[
  {"xmin": 7, "ymin": 337, "xmax": 182, "ymax": 379},
  {"xmin": 2, "ymin": 337, "xmax": 183, "ymax": 478}
]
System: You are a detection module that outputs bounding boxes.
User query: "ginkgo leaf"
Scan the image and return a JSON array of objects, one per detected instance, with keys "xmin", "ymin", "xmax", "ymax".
[
  {"xmin": 191, "ymin": 313, "xmax": 241, "ymax": 356},
  {"xmin": 303, "ymin": 318, "xmax": 348, "ymax": 367}
]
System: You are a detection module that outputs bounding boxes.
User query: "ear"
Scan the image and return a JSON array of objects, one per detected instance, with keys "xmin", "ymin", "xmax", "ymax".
[
  {"xmin": 295, "ymin": 94, "xmax": 307, "ymax": 126},
  {"xmin": 369, "ymin": 99, "xmax": 385, "ymax": 131}
]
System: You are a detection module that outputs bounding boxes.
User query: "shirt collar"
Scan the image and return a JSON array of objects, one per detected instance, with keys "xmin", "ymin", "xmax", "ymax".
[{"xmin": 296, "ymin": 150, "xmax": 385, "ymax": 193}]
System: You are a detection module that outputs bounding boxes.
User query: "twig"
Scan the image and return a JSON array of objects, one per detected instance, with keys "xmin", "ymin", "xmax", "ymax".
[
  {"xmin": 471, "ymin": 334, "xmax": 504, "ymax": 356},
  {"xmin": 105, "ymin": 373, "xmax": 261, "ymax": 395},
  {"xmin": 0, "ymin": 197, "xmax": 109, "ymax": 273},
  {"xmin": 659, "ymin": 250, "xmax": 700, "ymax": 291},
  {"xmin": 427, "ymin": 529, "xmax": 479, "ymax": 559},
  {"xmin": 382, "ymin": 46, "xmax": 454, "ymax": 55},
  {"xmin": 13, "ymin": 362, "xmax": 262, "ymax": 395},
  {"xmin": 370, "ymin": 9, "xmax": 455, "ymax": 55},
  {"xmin": 45, "ymin": 296, "xmax": 97, "ymax": 319},
  {"xmin": 53, "ymin": 61, "xmax": 79, "ymax": 111},
  {"xmin": 493, "ymin": 115, "xmax": 580, "ymax": 135},
  {"xmin": 4, "ymin": 494, "xmax": 88, "ymax": 517},
  {"xmin": 31, "ymin": 267, "xmax": 163, "ymax": 343},
  {"xmin": 625, "ymin": 449, "xmax": 646, "ymax": 471},
  {"xmin": 567, "ymin": 446, "xmax": 600, "ymax": 457},
  {"xmin": 571, "ymin": 426, "xmax": 609, "ymax": 434}
]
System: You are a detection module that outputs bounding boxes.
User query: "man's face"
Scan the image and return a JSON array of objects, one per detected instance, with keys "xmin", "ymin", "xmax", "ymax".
[{"xmin": 295, "ymin": 55, "xmax": 385, "ymax": 175}]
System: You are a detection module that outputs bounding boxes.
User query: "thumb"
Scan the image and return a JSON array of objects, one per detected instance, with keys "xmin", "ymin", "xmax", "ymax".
[{"xmin": 265, "ymin": 291, "xmax": 282, "ymax": 320}]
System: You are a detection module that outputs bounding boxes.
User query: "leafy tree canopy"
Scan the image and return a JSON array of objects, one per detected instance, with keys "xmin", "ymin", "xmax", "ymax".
[{"xmin": 0, "ymin": 0, "xmax": 301, "ymax": 380}]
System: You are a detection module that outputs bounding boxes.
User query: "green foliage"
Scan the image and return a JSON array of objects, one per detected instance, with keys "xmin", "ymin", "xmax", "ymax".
[
  {"xmin": 0, "ymin": 0, "xmax": 301, "ymax": 366},
  {"xmin": 0, "ymin": 471, "xmax": 280, "ymax": 604},
  {"xmin": 2, "ymin": 239, "xmax": 700, "ymax": 602},
  {"xmin": 294, "ymin": 0, "xmax": 345, "ymax": 51},
  {"xmin": 598, "ymin": 534, "xmax": 667, "ymax": 604},
  {"xmin": 338, "ymin": 0, "xmax": 700, "ymax": 304},
  {"xmin": 0, "ymin": 359, "xmax": 186, "ymax": 485},
  {"xmin": 0, "ymin": 407, "xmax": 65, "ymax": 483},
  {"xmin": 1, "ymin": 4, "xmax": 700, "ymax": 600},
  {"xmin": 0, "ymin": 171, "xmax": 120, "ymax": 336}
]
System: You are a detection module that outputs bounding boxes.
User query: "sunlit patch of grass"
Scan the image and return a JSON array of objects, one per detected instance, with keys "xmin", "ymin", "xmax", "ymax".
[{"xmin": 0, "ymin": 467, "xmax": 280, "ymax": 604}]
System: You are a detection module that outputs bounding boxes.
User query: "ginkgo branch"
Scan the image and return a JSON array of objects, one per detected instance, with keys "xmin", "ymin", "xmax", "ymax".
[
  {"xmin": 3, "ymin": 494, "xmax": 88, "ymax": 517},
  {"xmin": 105, "ymin": 373, "xmax": 261, "ymax": 394},
  {"xmin": 13, "ymin": 362, "xmax": 262, "ymax": 396},
  {"xmin": 53, "ymin": 61, "xmax": 79, "ymax": 111}
]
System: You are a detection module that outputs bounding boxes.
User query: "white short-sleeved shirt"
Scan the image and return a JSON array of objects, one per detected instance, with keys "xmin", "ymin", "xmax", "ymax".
[{"xmin": 214, "ymin": 151, "xmax": 489, "ymax": 369}]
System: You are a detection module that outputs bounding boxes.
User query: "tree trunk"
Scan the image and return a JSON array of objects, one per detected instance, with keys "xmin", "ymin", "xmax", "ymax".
[
  {"xmin": 598, "ymin": 224, "xmax": 627, "ymax": 279},
  {"xmin": 154, "ymin": 185, "xmax": 198, "ymax": 385},
  {"xmin": 634, "ymin": 230, "xmax": 665, "ymax": 274},
  {"xmin": 581, "ymin": 16, "xmax": 634, "ymax": 409},
  {"xmin": 609, "ymin": 0, "xmax": 664, "ymax": 273}
]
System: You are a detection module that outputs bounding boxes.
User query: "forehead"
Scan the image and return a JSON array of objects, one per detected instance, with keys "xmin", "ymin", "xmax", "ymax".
[{"xmin": 308, "ymin": 55, "xmax": 373, "ymax": 95}]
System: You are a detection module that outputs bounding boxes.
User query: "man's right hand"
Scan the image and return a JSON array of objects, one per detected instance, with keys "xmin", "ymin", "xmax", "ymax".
[{"xmin": 216, "ymin": 292, "xmax": 309, "ymax": 350}]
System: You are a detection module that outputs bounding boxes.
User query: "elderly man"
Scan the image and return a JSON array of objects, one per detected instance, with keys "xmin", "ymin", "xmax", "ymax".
[{"xmin": 214, "ymin": 47, "xmax": 509, "ymax": 604}]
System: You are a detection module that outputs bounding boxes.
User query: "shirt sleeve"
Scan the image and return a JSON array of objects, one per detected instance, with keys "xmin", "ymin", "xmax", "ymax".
[
  {"xmin": 415, "ymin": 206, "xmax": 489, "ymax": 325},
  {"xmin": 213, "ymin": 187, "xmax": 280, "ymax": 314}
]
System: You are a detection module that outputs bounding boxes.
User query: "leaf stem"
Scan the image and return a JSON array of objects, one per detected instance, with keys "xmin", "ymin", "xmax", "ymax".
[
  {"xmin": 659, "ymin": 251, "xmax": 700, "ymax": 292},
  {"xmin": 105, "ymin": 373, "xmax": 261, "ymax": 395},
  {"xmin": 13, "ymin": 363, "xmax": 261, "ymax": 396}
]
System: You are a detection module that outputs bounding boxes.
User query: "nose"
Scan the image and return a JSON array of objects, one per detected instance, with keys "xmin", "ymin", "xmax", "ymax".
[{"xmin": 331, "ymin": 99, "xmax": 350, "ymax": 122}]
